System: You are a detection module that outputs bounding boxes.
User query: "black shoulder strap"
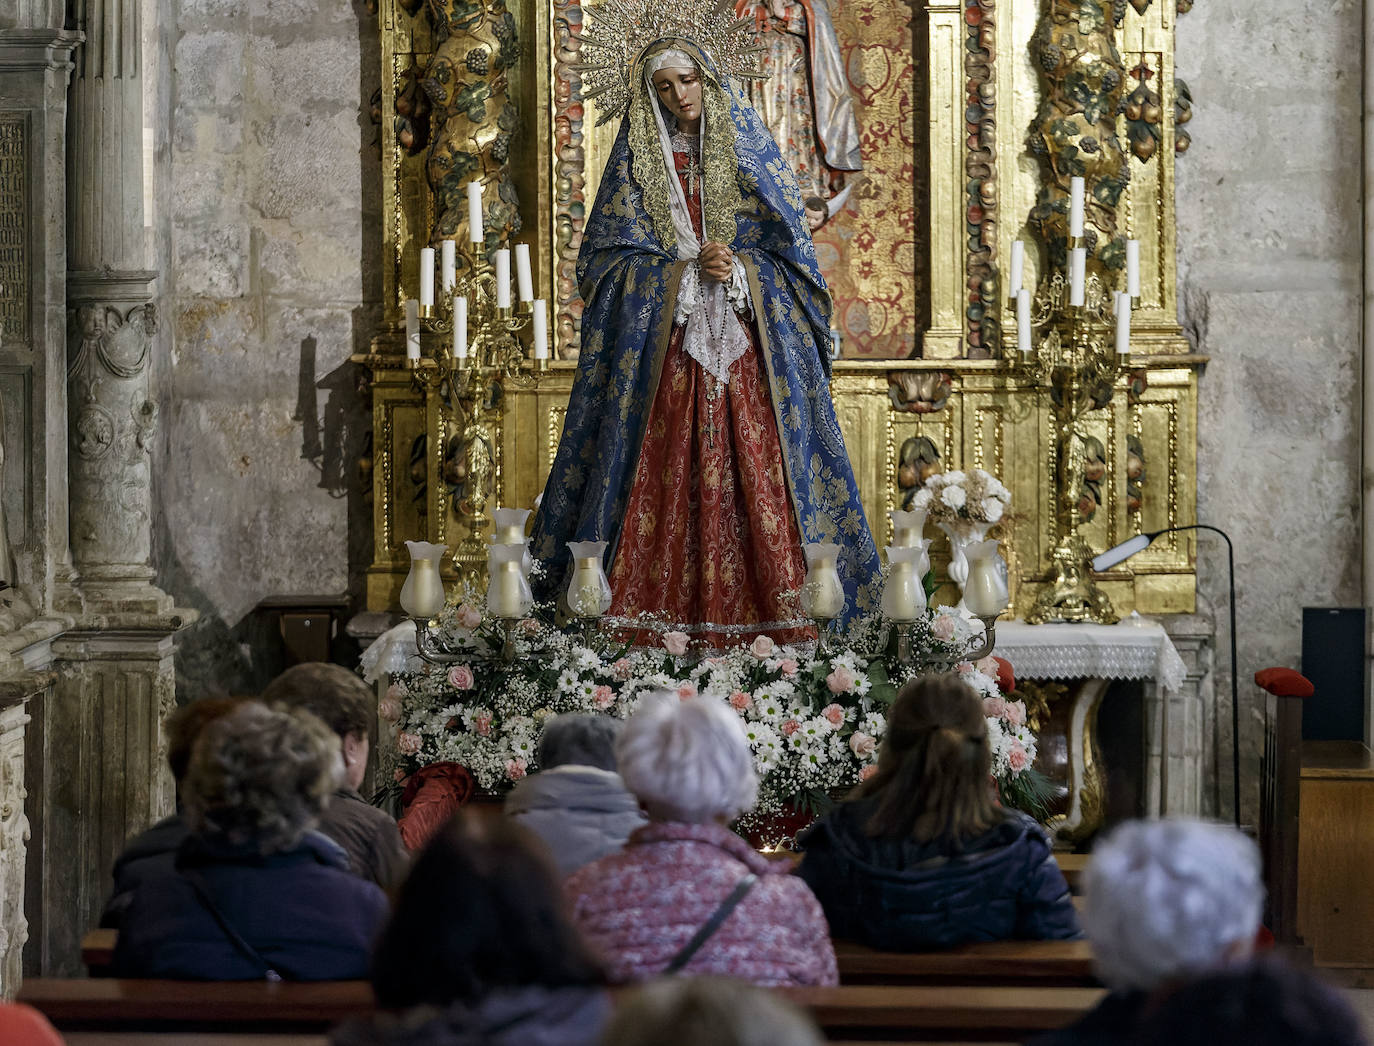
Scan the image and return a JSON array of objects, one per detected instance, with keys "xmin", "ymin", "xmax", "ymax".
[
  {"xmin": 180, "ymin": 867, "xmax": 292, "ymax": 982},
  {"xmin": 663, "ymin": 873, "xmax": 758, "ymax": 975}
]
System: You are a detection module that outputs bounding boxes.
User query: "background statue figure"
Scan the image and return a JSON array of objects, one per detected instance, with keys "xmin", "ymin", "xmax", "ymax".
[
  {"xmin": 0, "ymin": 397, "xmax": 10, "ymax": 589},
  {"xmin": 736, "ymin": 0, "xmax": 861, "ymax": 230}
]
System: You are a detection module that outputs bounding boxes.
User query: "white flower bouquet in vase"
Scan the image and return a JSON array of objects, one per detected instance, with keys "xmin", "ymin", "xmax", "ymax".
[{"xmin": 914, "ymin": 468, "xmax": 1012, "ymax": 610}]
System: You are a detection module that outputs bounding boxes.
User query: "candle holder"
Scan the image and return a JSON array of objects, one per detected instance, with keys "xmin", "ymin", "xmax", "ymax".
[
  {"xmin": 1010, "ymin": 268, "xmax": 1122, "ymax": 625},
  {"xmin": 408, "ymin": 241, "xmax": 548, "ymax": 592}
]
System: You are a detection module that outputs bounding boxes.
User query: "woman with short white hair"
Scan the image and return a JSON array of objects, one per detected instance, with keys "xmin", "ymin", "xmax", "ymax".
[
  {"xmin": 565, "ymin": 695, "xmax": 836, "ymax": 986},
  {"xmin": 1028, "ymin": 817, "xmax": 1263, "ymax": 1045}
]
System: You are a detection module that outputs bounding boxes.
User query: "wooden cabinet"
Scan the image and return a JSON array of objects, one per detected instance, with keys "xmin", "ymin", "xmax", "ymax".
[{"xmin": 1298, "ymin": 741, "xmax": 1374, "ymax": 967}]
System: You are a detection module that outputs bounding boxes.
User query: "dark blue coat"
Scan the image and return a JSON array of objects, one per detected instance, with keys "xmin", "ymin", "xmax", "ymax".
[
  {"xmin": 795, "ymin": 799, "xmax": 1080, "ymax": 950},
  {"xmin": 110, "ymin": 831, "xmax": 389, "ymax": 981}
]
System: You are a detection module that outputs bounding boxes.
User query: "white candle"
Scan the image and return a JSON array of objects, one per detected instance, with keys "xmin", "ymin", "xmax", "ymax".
[
  {"xmin": 404, "ymin": 298, "xmax": 421, "ymax": 361},
  {"xmin": 1009, "ymin": 240, "xmax": 1024, "ymax": 296},
  {"xmin": 532, "ymin": 299, "xmax": 549, "ymax": 359},
  {"xmin": 1069, "ymin": 177, "xmax": 1085, "ymax": 238},
  {"xmin": 1016, "ymin": 288, "xmax": 1031, "ymax": 353},
  {"xmin": 419, "ymin": 248, "xmax": 435, "ymax": 307},
  {"xmin": 466, "ymin": 181, "xmax": 484, "ymax": 243},
  {"xmin": 1115, "ymin": 293, "xmax": 1131, "ymax": 354},
  {"xmin": 1069, "ymin": 247, "xmax": 1086, "ymax": 307},
  {"xmin": 1126, "ymin": 238, "xmax": 1140, "ymax": 297},
  {"xmin": 454, "ymin": 295, "xmax": 468, "ymax": 359},
  {"xmin": 440, "ymin": 239, "xmax": 456, "ymax": 294},
  {"xmin": 494, "ymin": 248, "xmax": 511, "ymax": 309},
  {"xmin": 514, "ymin": 243, "xmax": 533, "ymax": 303}
]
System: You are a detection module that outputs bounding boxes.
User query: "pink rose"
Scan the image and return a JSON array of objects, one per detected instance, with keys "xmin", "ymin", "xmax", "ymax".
[
  {"xmin": 592, "ymin": 684, "xmax": 615, "ymax": 710},
  {"xmin": 931, "ymin": 616, "xmax": 956, "ymax": 641},
  {"xmin": 781, "ymin": 719, "xmax": 801, "ymax": 737},
  {"xmin": 377, "ymin": 697, "xmax": 402, "ymax": 722},
  {"xmin": 610, "ymin": 658, "xmax": 633, "ymax": 682},
  {"xmin": 662, "ymin": 631, "xmax": 690, "ymax": 656},
  {"xmin": 396, "ymin": 731, "xmax": 423, "ymax": 756},
  {"xmin": 848, "ymin": 732, "xmax": 876, "ymax": 758},
  {"xmin": 750, "ymin": 635, "xmax": 776, "ymax": 659},
  {"xmin": 822, "ymin": 703, "xmax": 845, "ymax": 727},
  {"xmin": 455, "ymin": 602, "xmax": 482, "ymax": 629},
  {"xmin": 676, "ymin": 682, "xmax": 697, "ymax": 700},
  {"xmin": 778, "ymin": 658, "xmax": 798, "ymax": 677},
  {"xmin": 448, "ymin": 664, "xmax": 476, "ymax": 690},
  {"xmin": 472, "ymin": 711, "xmax": 493, "ymax": 736},
  {"xmin": 385, "ymin": 681, "xmax": 407, "ymax": 701},
  {"xmin": 505, "ymin": 758, "xmax": 528, "ymax": 781},
  {"xmin": 825, "ymin": 665, "xmax": 855, "ymax": 694},
  {"xmin": 859, "ymin": 764, "xmax": 879, "ymax": 781},
  {"xmin": 956, "ymin": 661, "xmax": 975, "ymax": 675},
  {"xmin": 983, "ymin": 695, "xmax": 1007, "ymax": 719},
  {"xmin": 729, "ymin": 690, "xmax": 752, "ymax": 712},
  {"xmin": 1007, "ymin": 742, "xmax": 1029, "ymax": 773},
  {"xmin": 976, "ymin": 654, "xmax": 1000, "ymax": 678},
  {"xmin": 1005, "ymin": 700, "xmax": 1027, "ymax": 727}
]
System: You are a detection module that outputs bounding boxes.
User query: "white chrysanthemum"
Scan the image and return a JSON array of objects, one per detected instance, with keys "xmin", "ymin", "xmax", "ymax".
[
  {"xmin": 941, "ymin": 485, "xmax": 967, "ymax": 510},
  {"xmin": 744, "ymin": 722, "xmax": 780, "ymax": 751},
  {"xmin": 861, "ymin": 711, "xmax": 887, "ymax": 737},
  {"xmin": 556, "ymin": 668, "xmax": 579, "ymax": 693},
  {"xmin": 963, "ymin": 669, "xmax": 998, "ymax": 698},
  {"xmin": 852, "ymin": 673, "xmax": 872, "ymax": 696},
  {"xmin": 572, "ymin": 646, "xmax": 600, "ymax": 671},
  {"xmin": 830, "ymin": 650, "xmax": 861, "ymax": 674},
  {"xmin": 755, "ymin": 694, "xmax": 787, "ymax": 724}
]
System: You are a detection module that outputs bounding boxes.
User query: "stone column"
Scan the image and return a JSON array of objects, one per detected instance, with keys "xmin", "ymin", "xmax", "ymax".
[{"xmin": 0, "ymin": 672, "xmax": 49, "ymax": 998}]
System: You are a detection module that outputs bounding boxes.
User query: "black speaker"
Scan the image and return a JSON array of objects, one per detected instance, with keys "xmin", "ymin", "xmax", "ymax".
[{"xmin": 1300, "ymin": 606, "xmax": 1368, "ymax": 741}]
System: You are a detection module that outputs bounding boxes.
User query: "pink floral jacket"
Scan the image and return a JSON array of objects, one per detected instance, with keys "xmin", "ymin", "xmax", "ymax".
[{"xmin": 564, "ymin": 820, "xmax": 837, "ymax": 987}]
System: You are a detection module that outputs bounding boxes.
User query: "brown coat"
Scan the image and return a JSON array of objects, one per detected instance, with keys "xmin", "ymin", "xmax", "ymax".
[{"xmin": 318, "ymin": 788, "xmax": 409, "ymax": 893}]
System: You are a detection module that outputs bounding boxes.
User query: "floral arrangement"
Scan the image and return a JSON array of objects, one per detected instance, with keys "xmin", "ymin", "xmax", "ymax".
[
  {"xmin": 914, "ymin": 468, "xmax": 1012, "ymax": 531},
  {"xmin": 377, "ymin": 599, "xmax": 1050, "ymax": 825}
]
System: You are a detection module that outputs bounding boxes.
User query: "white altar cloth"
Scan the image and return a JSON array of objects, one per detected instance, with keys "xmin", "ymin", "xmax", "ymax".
[{"xmin": 991, "ymin": 617, "xmax": 1187, "ymax": 694}]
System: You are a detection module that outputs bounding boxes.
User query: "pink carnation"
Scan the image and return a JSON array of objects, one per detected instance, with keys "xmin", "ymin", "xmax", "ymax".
[
  {"xmin": 822, "ymin": 703, "xmax": 845, "ymax": 727},
  {"xmin": 1005, "ymin": 700, "xmax": 1027, "ymax": 728},
  {"xmin": 455, "ymin": 602, "xmax": 482, "ymax": 629},
  {"xmin": 505, "ymin": 758, "xmax": 528, "ymax": 781},
  {"xmin": 750, "ymin": 635, "xmax": 776, "ymax": 659},
  {"xmin": 956, "ymin": 661, "xmax": 975, "ymax": 675},
  {"xmin": 825, "ymin": 665, "xmax": 855, "ymax": 694},
  {"xmin": 518, "ymin": 617, "xmax": 540, "ymax": 636},
  {"xmin": 611, "ymin": 657, "xmax": 633, "ymax": 682},
  {"xmin": 781, "ymin": 719, "xmax": 801, "ymax": 737},
  {"xmin": 447, "ymin": 664, "xmax": 475, "ymax": 690},
  {"xmin": 859, "ymin": 764, "xmax": 879, "ymax": 781},
  {"xmin": 976, "ymin": 655, "xmax": 1000, "ymax": 678},
  {"xmin": 472, "ymin": 711, "xmax": 493, "ymax": 736},
  {"xmin": 848, "ymin": 732, "xmax": 876, "ymax": 758},
  {"xmin": 396, "ymin": 731, "xmax": 423, "ymax": 756},
  {"xmin": 778, "ymin": 658, "xmax": 798, "ymax": 677},
  {"xmin": 729, "ymin": 690, "xmax": 752, "ymax": 712},
  {"xmin": 592, "ymin": 684, "xmax": 615, "ymax": 710},
  {"xmin": 931, "ymin": 616, "xmax": 956, "ymax": 641},
  {"xmin": 385, "ymin": 681, "xmax": 407, "ymax": 701},
  {"xmin": 676, "ymin": 682, "xmax": 697, "ymax": 700},
  {"xmin": 983, "ymin": 695, "xmax": 1007, "ymax": 719},
  {"xmin": 377, "ymin": 696, "xmax": 402, "ymax": 722},
  {"xmin": 1008, "ymin": 742, "xmax": 1029, "ymax": 773},
  {"xmin": 662, "ymin": 631, "xmax": 690, "ymax": 656}
]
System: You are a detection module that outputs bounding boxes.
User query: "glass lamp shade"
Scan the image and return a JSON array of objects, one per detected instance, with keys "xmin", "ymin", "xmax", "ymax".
[
  {"xmin": 400, "ymin": 540, "xmax": 449, "ymax": 618},
  {"xmin": 491, "ymin": 507, "xmax": 533, "ymax": 575},
  {"xmin": 963, "ymin": 538, "xmax": 1010, "ymax": 618},
  {"xmin": 889, "ymin": 509, "xmax": 928, "ymax": 548},
  {"xmin": 487, "ymin": 542, "xmax": 534, "ymax": 619},
  {"xmin": 880, "ymin": 545, "xmax": 927, "ymax": 622},
  {"xmin": 800, "ymin": 542, "xmax": 846, "ymax": 620},
  {"xmin": 566, "ymin": 540, "xmax": 612, "ymax": 618}
]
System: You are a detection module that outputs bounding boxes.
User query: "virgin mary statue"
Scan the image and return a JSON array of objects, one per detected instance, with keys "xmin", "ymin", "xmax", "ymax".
[{"xmin": 530, "ymin": 27, "xmax": 880, "ymax": 645}]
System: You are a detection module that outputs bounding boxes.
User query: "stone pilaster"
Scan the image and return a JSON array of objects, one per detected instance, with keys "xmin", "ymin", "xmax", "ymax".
[{"xmin": 0, "ymin": 672, "xmax": 49, "ymax": 998}]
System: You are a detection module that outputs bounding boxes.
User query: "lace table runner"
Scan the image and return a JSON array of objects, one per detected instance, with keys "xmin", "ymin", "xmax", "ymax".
[{"xmin": 992, "ymin": 618, "xmax": 1187, "ymax": 695}]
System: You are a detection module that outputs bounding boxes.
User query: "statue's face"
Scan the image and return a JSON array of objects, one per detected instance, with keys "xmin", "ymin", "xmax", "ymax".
[{"xmin": 651, "ymin": 66, "xmax": 703, "ymax": 129}]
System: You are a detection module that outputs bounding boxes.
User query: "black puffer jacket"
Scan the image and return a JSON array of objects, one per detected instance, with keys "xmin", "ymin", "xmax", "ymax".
[{"xmin": 795, "ymin": 799, "xmax": 1080, "ymax": 950}]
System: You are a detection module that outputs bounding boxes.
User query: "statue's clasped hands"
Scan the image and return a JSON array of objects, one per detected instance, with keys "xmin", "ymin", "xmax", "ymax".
[{"xmin": 698, "ymin": 242, "xmax": 734, "ymax": 284}]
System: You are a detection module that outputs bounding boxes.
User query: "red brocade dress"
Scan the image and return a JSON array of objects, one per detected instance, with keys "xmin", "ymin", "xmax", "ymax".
[{"xmin": 606, "ymin": 140, "xmax": 813, "ymax": 647}]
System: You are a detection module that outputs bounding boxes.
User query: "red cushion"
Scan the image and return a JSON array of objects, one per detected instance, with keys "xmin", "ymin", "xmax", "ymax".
[
  {"xmin": 992, "ymin": 656, "xmax": 1015, "ymax": 695},
  {"xmin": 1254, "ymin": 667, "xmax": 1315, "ymax": 698},
  {"xmin": 397, "ymin": 761, "xmax": 475, "ymax": 851}
]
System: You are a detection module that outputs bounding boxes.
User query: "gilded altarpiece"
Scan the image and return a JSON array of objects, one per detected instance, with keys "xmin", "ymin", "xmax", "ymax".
[{"xmin": 360, "ymin": 0, "xmax": 1199, "ymax": 619}]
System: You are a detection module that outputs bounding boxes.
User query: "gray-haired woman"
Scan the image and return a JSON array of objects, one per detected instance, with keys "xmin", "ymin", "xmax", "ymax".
[
  {"xmin": 564, "ymin": 694, "xmax": 836, "ymax": 986},
  {"xmin": 111, "ymin": 701, "xmax": 389, "ymax": 980}
]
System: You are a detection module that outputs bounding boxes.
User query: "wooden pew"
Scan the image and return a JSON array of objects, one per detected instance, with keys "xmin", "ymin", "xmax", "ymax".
[
  {"xmin": 21, "ymin": 978, "xmax": 1102, "ymax": 1043},
  {"xmin": 81, "ymin": 928, "xmax": 117, "ymax": 971},
  {"xmin": 834, "ymin": 938, "xmax": 1097, "ymax": 987}
]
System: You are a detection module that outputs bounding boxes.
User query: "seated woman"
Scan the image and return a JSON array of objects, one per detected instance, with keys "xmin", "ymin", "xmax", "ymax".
[
  {"xmin": 332, "ymin": 812, "xmax": 609, "ymax": 1046},
  {"xmin": 565, "ymin": 695, "xmax": 836, "ymax": 986},
  {"xmin": 795, "ymin": 674, "xmax": 1079, "ymax": 950},
  {"xmin": 504, "ymin": 713, "xmax": 646, "ymax": 876},
  {"xmin": 110, "ymin": 701, "xmax": 389, "ymax": 980}
]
